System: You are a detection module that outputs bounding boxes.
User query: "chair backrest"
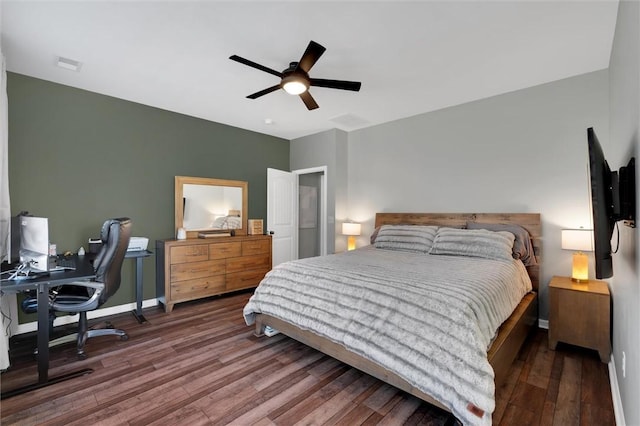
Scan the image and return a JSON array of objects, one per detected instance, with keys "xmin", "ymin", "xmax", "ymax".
[{"xmin": 93, "ymin": 218, "xmax": 132, "ymax": 305}]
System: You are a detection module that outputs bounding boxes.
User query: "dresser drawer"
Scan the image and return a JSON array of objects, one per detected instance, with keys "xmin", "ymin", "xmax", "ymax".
[
  {"xmin": 170, "ymin": 259, "xmax": 225, "ymax": 282},
  {"xmin": 209, "ymin": 242, "xmax": 242, "ymax": 259},
  {"xmin": 226, "ymin": 254, "xmax": 270, "ymax": 274},
  {"xmin": 242, "ymin": 239, "xmax": 270, "ymax": 256},
  {"xmin": 170, "ymin": 245, "xmax": 209, "ymax": 264},
  {"xmin": 170, "ymin": 276, "xmax": 225, "ymax": 300},
  {"xmin": 226, "ymin": 268, "xmax": 270, "ymax": 291}
]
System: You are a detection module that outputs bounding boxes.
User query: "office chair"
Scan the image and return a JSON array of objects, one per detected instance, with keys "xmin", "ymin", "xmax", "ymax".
[{"xmin": 21, "ymin": 218, "xmax": 132, "ymax": 359}]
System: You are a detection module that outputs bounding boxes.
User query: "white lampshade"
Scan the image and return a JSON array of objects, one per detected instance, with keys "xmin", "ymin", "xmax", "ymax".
[
  {"xmin": 342, "ymin": 222, "xmax": 361, "ymax": 236},
  {"xmin": 561, "ymin": 229, "xmax": 594, "ymax": 252}
]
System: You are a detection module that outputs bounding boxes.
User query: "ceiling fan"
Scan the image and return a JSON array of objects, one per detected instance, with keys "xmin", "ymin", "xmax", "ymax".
[{"xmin": 229, "ymin": 40, "xmax": 361, "ymax": 110}]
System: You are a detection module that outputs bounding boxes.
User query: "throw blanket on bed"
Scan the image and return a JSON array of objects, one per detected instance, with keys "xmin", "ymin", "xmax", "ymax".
[{"xmin": 243, "ymin": 247, "xmax": 532, "ymax": 425}]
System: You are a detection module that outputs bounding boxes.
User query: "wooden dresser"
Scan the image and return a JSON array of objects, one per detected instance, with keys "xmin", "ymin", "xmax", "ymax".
[{"xmin": 156, "ymin": 235, "xmax": 271, "ymax": 312}]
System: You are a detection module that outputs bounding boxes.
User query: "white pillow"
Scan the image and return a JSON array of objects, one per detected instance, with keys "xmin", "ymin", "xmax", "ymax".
[
  {"xmin": 430, "ymin": 228, "xmax": 515, "ymax": 261},
  {"xmin": 373, "ymin": 225, "xmax": 438, "ymax": 253}
]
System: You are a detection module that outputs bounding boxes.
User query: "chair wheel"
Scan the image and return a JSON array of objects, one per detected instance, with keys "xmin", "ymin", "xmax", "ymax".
[
  {"xmin": 105, "ymin": 321, "xmax": 114, "ymax": 329},
  {"xmin": 120, "ymin": 334, "xmax": 129, "ymax": 341}
]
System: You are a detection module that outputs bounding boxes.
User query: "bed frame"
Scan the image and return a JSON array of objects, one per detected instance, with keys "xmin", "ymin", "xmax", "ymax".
[{"xmin": 254, "ymin": 213, "xmax": 540, "ymax": 414}]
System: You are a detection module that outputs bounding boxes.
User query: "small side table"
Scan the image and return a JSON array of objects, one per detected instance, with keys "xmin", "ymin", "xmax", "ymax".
[
  {"xmin": 548, "ymin": 275, "xmax": 611, "ymax": 362},
  {"xmin": 125, "ymin": 250, "xmax": 153, "ymax": 323}
]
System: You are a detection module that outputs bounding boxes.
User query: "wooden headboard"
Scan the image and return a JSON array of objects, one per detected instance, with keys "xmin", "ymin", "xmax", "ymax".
[{"xmin": 374, "ymin": 213, "xmax": 541, "ymax": 291}]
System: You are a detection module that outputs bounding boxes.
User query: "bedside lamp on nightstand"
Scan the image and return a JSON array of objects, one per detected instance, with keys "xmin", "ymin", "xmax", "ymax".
[
  {"xmin": 561, "ymin": 228, "xmax": 594, "ymax": 282},
  {"xmin": 342, "ymin": 222, "xmax": 361, "ymax": 251}
]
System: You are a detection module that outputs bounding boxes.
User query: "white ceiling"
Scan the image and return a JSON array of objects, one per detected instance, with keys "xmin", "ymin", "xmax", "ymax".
[{"xmin": 1, "ymin": 1, "xmax": 619, "ymax": 140}]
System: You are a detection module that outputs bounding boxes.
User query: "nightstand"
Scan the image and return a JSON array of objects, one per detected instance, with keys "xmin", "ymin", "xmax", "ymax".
[{"xmin": 548, "ymin": 275, "xmax": 611, "ymax": 363}]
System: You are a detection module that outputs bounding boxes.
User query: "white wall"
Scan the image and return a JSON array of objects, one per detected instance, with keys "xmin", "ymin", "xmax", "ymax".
[
  {"xmin": 290, "ymin": 128, "xmax": 349, "ymax": 253},
  {"xmin": 346, "ymin": 70, "xmax": 609, "ymax": 320},
  {"xmin": 608, "ymin": 1, "xmax": 640, "ymax": 424}
]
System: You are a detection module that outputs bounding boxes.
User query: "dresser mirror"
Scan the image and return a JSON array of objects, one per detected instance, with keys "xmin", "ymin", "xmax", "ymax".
[{"xmin": 175, "ymin": 176, "xmax": 248, "ymax": 238}]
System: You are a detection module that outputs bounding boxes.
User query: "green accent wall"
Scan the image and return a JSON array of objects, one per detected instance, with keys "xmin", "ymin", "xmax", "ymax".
[{"xmin": 7, "ymin": 72, "xmax": 289, "ymax": 321}]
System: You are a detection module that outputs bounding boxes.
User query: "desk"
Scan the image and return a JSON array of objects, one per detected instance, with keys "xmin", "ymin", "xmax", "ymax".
[
  {"xmin": 0, "ymin": 256, "xmax": 95, "ymax": 399},
  {"xmin": 125, "ymin": 250, "xmax": 153, "ymax": 323}
]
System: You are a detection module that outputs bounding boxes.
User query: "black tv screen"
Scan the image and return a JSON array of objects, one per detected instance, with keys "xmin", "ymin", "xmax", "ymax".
[{"xmin": 587, "ymin": 127, "xmax": 614, "ymax": 279}]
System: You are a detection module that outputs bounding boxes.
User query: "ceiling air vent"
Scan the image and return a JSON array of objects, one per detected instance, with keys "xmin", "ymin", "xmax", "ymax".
[
  {"xmin": 56, "ymin": 56, "xmax": 82, "ymax": 72},
  {"xmin": 329, "ymin": 113, "xmax": 370, "ymax": 129}
]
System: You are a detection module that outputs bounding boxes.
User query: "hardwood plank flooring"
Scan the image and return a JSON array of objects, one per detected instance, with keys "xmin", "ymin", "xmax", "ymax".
[{"xmin": 1, "ymin": 292, "xmax": 615, "ymax": 425}]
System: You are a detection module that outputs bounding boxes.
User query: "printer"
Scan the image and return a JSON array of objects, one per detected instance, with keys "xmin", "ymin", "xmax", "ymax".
[
  {"xmin": 127, "ymin": 237, "xmax": 149, "ymax": 252},
  {"xmin": 88, "ymin": 236, "xmax": 149, "ymax": 253}
]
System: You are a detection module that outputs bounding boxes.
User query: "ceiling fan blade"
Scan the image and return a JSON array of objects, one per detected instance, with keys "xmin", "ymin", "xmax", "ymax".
[
  {"xmin": 297, "ymin": 41, "xmax": 326, "ymax": 73},
  {"xmin": 299, "ymin": 91, "xmax": 319, "ymax": 110},
  {"xmin": 229, "ymin": 55, "xmax": 283, "ymax": 78},
  {"xmin": 247, "ymin": 84, "xmax": 282, "ymax": 99},
  {"xmin": 310, "ymin": 78, "xmax": 362, "ymax": 92}
]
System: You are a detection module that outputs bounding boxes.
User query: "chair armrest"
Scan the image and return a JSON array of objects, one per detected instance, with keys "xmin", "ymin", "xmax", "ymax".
[
  {"xmin": 59, "ymin": 281, "xmax": 104, "ymax": 292},
  {"xmin": 50, "ymin": 281, "xmax": 105, "ymax": 312}
]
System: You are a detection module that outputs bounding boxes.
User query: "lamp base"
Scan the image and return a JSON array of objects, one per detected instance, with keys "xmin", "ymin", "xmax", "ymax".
[
  {"xmin": 347, "ymin": 235, "xmax": 356, "ymax": 251},
  {"xmin": 571, "ymin": 277, "xmax": 589, "ymax": 284},
  {"xmin": 571, "ymin": 251, "xmax": 589, "ymax": 283}
]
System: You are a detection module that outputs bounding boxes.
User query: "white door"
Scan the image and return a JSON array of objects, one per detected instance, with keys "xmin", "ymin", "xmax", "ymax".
[{"xmin": 267, "ymin": 168, "xmax": 297, "ymax": 267}]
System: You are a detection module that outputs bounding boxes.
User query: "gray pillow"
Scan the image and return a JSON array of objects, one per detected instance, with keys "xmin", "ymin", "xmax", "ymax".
[
  {"xmin": 466, "ymin": 222, "xmax": 538, "ymax": 266},
  {"xmin": 430, "ymin": 228, "xmax": 515, "ymax": 261},
  {"xmin": 373, "ymin": 225, "xmax": 438, "ymax": 253},
  {"xmin": 370, "ymin": 226, "xmax": 381, "ymax": 244}
]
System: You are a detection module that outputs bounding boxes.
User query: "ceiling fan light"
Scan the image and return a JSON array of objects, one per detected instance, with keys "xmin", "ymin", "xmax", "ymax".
[{"xmin": 283, "ymin": 80, "xmax": 308, "ymax": 95}]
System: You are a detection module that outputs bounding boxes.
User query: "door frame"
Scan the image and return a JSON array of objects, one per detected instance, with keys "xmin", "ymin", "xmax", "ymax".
[{"xmin": 294, "ymin": 166, "xmax": 327, "ymax": 257}]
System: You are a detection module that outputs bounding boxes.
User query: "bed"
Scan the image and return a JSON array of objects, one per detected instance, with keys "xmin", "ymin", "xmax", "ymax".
[{"xmin": 243, "ymin": 213, "xmax": 540, "ymax": 425}]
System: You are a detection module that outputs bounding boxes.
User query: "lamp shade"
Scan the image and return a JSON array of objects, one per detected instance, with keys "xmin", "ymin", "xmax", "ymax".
[
  {"xmin": 342, "ymin": 222, "xmax": 361, "ymax": 236},
  {"xmin": 561, "ymin": 229, "xmax": 594, "ymax": 252}
]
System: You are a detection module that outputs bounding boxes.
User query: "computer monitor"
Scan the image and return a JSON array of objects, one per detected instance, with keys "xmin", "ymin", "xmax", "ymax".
[{"xmin": 19, "ymin": 216, "xmax": 50, "ymax": 272}]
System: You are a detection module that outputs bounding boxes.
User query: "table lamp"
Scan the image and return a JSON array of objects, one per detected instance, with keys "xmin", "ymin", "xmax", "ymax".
[
  {"xmin": 342, "ymin": 222, "xmax": 361, "ymax": 251},
  {"xmin": 561, "ymin": 228, "xmax": 594, "ymax": 282}
]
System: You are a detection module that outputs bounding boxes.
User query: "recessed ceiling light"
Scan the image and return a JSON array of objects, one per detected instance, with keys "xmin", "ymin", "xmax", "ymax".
[
  {"xmin": 264, "ymin": 118, "xmax": 274, "ymax": 125},
  {"xmin": 56, "ymin": 56, "xmax": 82, "ymax": 72}
]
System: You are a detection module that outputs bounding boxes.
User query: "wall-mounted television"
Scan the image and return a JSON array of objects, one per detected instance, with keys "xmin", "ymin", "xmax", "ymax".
[{"xmin": 587, "ymin": 127, "xmax": 636, "ymax": 279}]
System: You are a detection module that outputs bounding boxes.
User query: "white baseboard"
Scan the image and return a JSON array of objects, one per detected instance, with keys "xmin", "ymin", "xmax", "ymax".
[
  {"xmin": 14, "ymin": 298, "xmax": 159, "ymax": 335},
  {"xmin": 609, "ymin": 355, "xmax": 626, "ymax": 426},
  {"xmin": 538, "ymin": 319, "xmax": 549, "ymax": 329}
]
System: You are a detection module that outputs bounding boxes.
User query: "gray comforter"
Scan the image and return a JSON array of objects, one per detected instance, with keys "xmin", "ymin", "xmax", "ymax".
[{"xmin": 243, "ymin": 246, "xmax": 532, "ymax": 425}]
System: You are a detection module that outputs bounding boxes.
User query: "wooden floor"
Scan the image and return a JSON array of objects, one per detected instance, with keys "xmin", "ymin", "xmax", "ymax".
[{"xmin": 1, "ymin": 292, "xmax": 615, "ymax": 425}]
